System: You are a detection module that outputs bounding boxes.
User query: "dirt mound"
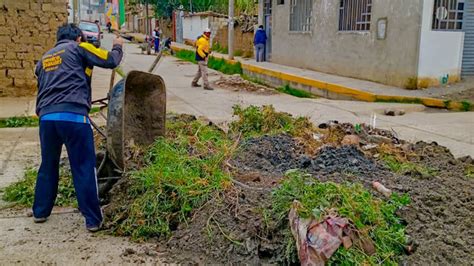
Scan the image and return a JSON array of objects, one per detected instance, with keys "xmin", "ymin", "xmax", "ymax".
[
  {"xmin": 231, "ymin": 134, "xmax": 303, "ymax": 174},
  {"xmin": 102, "ymin": 110, "xmax": 473, "ymax": 265},
  {"xmin": 396, "ymin": 141, "xmax": 474, "ymax": 265},
  {"xmin": 213, "ymin": 74, "xmax": 276, "ymax": 95},
  {"xmin": 228, "ymin": 133, "xmax": 474, "ymax": 265},
  {"xmin": 164, "ymin": 187, "xmax": 286, "ymax": 264}
]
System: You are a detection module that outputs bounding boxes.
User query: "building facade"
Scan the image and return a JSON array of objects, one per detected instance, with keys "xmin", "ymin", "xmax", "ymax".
[{"xmin": 259, "ymin": 0, "xmax": 469, "ymax": 89}]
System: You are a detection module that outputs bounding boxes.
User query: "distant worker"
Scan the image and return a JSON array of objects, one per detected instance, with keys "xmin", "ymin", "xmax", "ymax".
[
  {"xmin": 33, "ymin": 23, "xmax": 123, "ymax": 232},
  {"xmin": 106, "ymin": 21, "xmax": 112, "ymax": 33},
  {"xmin": 163, "ymin": 37, "xmax": 174, "ymax": 55},
  {"xmin": 254, "ymin": 25, "xmax": 267, "ymax": 62},
  {"xmin": 152, "ymin": 26, "xmax": 161, "ymax": 53},
  {"xmin": 191, "ymin": 28, "xmax": 213, "ymax": 90}
]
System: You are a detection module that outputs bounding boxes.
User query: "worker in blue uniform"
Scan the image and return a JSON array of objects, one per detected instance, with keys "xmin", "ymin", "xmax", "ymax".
[{"xmin": 33, "ymin": 23, "xmax": 123, "ymax": 232}]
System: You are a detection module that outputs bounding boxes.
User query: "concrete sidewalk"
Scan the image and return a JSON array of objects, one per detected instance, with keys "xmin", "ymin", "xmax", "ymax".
[{"xmin": 172, "ymin": 42, "xmax": 473, "ymax": 111}]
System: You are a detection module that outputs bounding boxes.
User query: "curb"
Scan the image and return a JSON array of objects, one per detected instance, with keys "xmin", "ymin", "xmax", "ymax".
[{"xmin": 171, "ymin": 45, "xmax": 472, "ymax": 111}]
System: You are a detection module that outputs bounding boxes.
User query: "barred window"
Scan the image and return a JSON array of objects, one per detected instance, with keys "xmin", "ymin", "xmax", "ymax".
[
  {"xmin": 432, "ymin": 0, "xmax": 464, "ymax": 31},
  {"xmin": 339, "ymin": 0, "xmax": 372, "ymax": 31},
  {"xmin": 290, "ymin": 0, "xmax": 313, "ymax": 32}
]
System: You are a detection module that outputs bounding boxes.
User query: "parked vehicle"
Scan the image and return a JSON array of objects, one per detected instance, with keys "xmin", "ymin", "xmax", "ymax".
[{"xmin": 79, "ymin": 21, "xmax": 102, "ymax": 48}]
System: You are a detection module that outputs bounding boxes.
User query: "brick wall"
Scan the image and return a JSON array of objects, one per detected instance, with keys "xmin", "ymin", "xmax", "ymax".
[{"xmin": 0, "ymin": 0, "xmax": 68, "ymax": 97}]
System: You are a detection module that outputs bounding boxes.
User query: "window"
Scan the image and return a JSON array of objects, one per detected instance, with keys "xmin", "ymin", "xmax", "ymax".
[
  {"xmin": 277, "ymin": 0, "xmax": 285, "ymax": 5},
  {"xmin": 339, "ymin": 0, "xmax": 372, "ymax": 31},
  {"xmin": 432, "ymin": 0, "xmax": 464, "ymax": 31},
  {"xmin": 290, "ymin": 0, "xmax": 313, "ymax": 32}
]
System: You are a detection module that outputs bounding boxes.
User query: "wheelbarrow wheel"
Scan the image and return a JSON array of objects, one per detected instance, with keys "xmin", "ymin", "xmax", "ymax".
[{"xmin": 96, "ymin": 151, "xmax": 121, "ymax": 203}]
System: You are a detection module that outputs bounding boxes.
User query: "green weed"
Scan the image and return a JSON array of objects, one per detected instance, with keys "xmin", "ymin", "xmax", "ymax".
[
  {"xmin": 461, "ymin": 100, "xmax": 472, "ymax": 111},
  {"xmin": 234, "ymin": 50, "xmax": 244, "ymax": 57},
  {"xmin": 174, "ymin": 49, "xmax": 243, "ymax": 75},
  {"xmin": 175, "ymin": 49, "xmax": 197, "ymax": 63},
  {"xmin": 375, "ymin": 97, "xmax": 423, "ymax": 105},
  {"xmin": 443, "ymin": 100, "xmax": 451, "ymax": 109},
  {"xmin": 2, "ymin": 167, "xmax": 77, "ymax": 207},
  {"xmin": 107, "ymin": 118, "xmax": 233, "ymax": 240},
  {"xmin": 276, "ymin": 84, "xmax": 314, "ymax": 98},
  {"xmin": 382, "ymin": 155, "xmax": 437, "ymax": 178},
  {"xmin": 212, "ymin": 43, "xmax": 228, "ymax": 54},
  {"xmin": 0, "ymin": 109, "xmax": 101, "ymax": 128},
  {"xmin": 271, "ymin": 171, "xmax": 409, "ymax": 265},
  {"xmin": 0, "ymin": 116, "xmax": 39, "ymax": 128},
  {"xmin": 465, "ymin": 165, "xmax": 474, "ymax": 179},
  {"xmin": 229, "ymin": 105, "xmax": 312, "ymax": 138},
  {"xmin": 89, "ymin": 106, "xmax": 101, "ymax": 114},
  {"xmin": 208, "ymin": 58, "xmax": 243, "ymax": 75}
]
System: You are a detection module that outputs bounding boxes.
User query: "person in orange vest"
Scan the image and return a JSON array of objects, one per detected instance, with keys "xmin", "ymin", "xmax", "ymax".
[{"xmin": 191, "ymin": 28, "xmax": 213, "ymax": 90}]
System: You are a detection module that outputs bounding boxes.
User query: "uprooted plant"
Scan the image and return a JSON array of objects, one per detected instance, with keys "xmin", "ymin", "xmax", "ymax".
[{"xmin": 103, "ymin": 117, "xmax": 234, "ymax": 240}]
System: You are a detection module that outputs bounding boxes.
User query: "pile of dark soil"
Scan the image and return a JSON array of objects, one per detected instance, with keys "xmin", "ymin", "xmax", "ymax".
[
  {"xmin": 231, "ymin": 134, "xmax": 303, "ymax": 174},
  {"xmin": 307, "ymin": 145, "xmax": 380, "ymax": 174}
]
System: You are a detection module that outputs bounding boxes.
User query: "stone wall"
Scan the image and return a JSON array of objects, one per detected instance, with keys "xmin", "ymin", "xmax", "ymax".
[{"xmin": 0, "ymin": 0, "xmax": 68, "ymax": 97}]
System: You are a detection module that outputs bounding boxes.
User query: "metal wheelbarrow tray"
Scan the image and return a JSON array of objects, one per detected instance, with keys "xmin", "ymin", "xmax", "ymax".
[{"xmin": 96, "ymin": 70, "xmax": 166, "ymax": 198}]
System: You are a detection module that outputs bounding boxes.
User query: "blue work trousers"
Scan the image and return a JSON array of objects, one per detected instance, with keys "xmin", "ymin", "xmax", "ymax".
[
  {"xmin": 33, "ymin": 120, "xmax": 102, "ymax": 228},
  {"xmin": 255, "ymin": 43, "xmax": 265, "ymax": 62},
  {"xmin": 154, "ymin": 38, "xmax": 160, "ymax": 53}
]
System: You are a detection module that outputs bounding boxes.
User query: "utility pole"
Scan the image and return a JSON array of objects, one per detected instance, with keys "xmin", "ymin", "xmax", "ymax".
[
  {"xmin": 228, "ymin": 0, "xmax": 234, "ymax": 60},
  {"xmin": 73, "ymin": 0, "xmax": 78, "ymax": 23},
  {"xmin": 145, "ymin": 0, "xmax": 151, "ymax": 55},
  {"xmin": 78, "ymin": 0, "xmax": 82, "ymax": 22},
  {"xmin": 88, "ymin": 0, "xmax": 91, "ymax": 21}
]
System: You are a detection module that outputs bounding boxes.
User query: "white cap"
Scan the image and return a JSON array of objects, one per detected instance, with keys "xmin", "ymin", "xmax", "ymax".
[{"xmin": 204, "ymin": 28, "xmax": 211, "ymax": 33}]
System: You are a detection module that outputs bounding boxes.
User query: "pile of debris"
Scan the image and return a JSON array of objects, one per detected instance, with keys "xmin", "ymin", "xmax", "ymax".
[
  {"xmin": 213, "ymin": 74, "xmax": 275, "ymax": 95},
  {"xmin": 102, "ymin": 107, "xmax": 474, "ymax": 265}
]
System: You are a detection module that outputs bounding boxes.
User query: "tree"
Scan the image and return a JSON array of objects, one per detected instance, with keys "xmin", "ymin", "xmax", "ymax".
[{"xmin": 150, "ymin": 0, "xmax": 257, "ymax": 18}]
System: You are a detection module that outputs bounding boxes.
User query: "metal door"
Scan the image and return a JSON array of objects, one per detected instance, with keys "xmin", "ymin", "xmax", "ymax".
[
  {"xmin": 264, "ymin": 0, "xmax": 272, "ymax": 61},
  {"xmin": 462, "ymin": 0, "xmax": 474, "ymax": 76}
]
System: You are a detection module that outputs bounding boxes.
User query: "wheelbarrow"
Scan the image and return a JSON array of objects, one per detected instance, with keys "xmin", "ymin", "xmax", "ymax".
[{"xmin": 91, "ymin": 54, "xmax": 166, "ymax": 199}]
